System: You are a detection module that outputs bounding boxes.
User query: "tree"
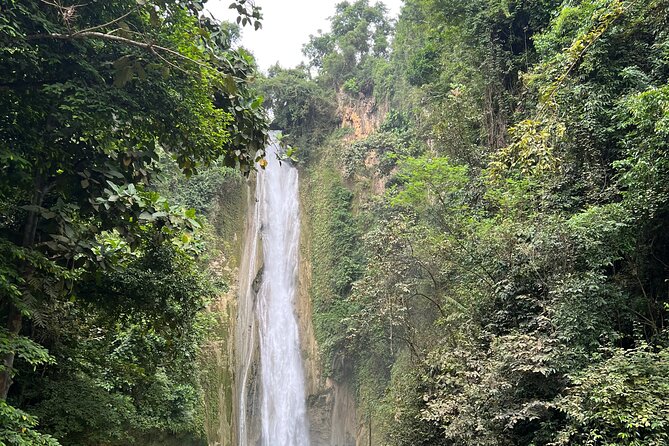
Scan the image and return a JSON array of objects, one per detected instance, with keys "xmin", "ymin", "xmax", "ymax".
[
  {"xmin": 303, "ymin": 0, "xmax": 392, "ymax": 91},
  {"xmin": 0, "ymin": 0, "xmax": 268, "ymax": 442},
  {"xmin": 258, "ymin": 64, "xmax": 338, "ymax": 146}
]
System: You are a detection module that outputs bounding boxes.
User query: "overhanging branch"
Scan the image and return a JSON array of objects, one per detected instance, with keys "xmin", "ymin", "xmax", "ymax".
[{"xmin": 27, "ymin": 31, "xmax": 209, "ymax": 70}]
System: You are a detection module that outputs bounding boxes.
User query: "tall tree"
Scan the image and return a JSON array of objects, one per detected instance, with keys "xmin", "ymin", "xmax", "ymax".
[{"xmin": 303, "ymin": 0, "xmax": 392, "ymax": 90}]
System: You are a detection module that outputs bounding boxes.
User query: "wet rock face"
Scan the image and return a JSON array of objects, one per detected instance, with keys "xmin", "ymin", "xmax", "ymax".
[
  {"xmin": 308, "ymin": 389, "xmax": 333, "ymax": 446},
  {"xmin": 304, "ymin": 377, "xmax": 359, "ymax": 446},
  {"xmin": 252, "ymin": 266, "xmax": 263, "ymax": 295},
  {"xmin": 234, "ymin": 177, "xmax": 263, "ymax": 446},
  {"xmin": 297, "ymin": 263, "xmax": 359, "ymax": 446},
  {"xmin": 199, "ymin": 179, "xmax": 248, "ymax": 446},
  {"xmin": 296, "ymin": 160, "xmax": 362, "ymax": 446},
  {"xmin": 227, "ymin": 137, "xmax": 370, "ymax": 446}
]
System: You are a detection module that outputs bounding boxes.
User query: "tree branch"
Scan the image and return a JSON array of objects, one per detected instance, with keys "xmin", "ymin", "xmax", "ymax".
[
  {"xmin": 412, "ymin": 292, "xmax": 446, "ymax": 317},
  {"xmin": 75, "ymin": 10, "xmax": 134, "ymax": 35},
  {"xmin": 27, "ymin": 31, "xmax": 210, "ymax": 70}
]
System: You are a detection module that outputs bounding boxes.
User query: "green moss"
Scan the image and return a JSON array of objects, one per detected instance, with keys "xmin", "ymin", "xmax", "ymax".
[
  {"xmin": 301, "ymin": 137, "xmax": 365, "ymax": 376},
  {"xmin": 195, "ymin": 170, "xmax": 247, "ymax": 446}
]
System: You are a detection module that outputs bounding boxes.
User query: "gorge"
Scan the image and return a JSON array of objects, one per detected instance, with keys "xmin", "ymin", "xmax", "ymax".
[{"xmin": 2, "ymin": 1, "xmax": 669, "ymax": 445}]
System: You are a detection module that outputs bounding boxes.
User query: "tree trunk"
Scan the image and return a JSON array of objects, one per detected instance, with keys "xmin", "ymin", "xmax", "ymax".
[
  {"xmin": 0, "ymin": 174, "xmax": 46, "ymax": 400},
  {"xmin": 0, "ymin": 305, "xmax": 23, "ymax": 400},
  {"xmin": 368, "ymin": 417, "xmax": 372, "ymax": 446}
]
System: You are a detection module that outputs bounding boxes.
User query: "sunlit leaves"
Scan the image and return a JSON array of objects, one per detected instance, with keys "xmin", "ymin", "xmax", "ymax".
[
  {"xmin": 302, "ymin": 0, "xmax": 392, "ymax": 90},
  {"xmin": 0, "ymin": 401, "xmax": 60, "ymax": 446},
  {"xmin": 489, "ymin": 119, "xmax": 564, "ymax": 181},
  {"xmin": 531, "ymin": 0, "xmax": 628, "ymax": 105},
  {"xmin": 391, "ymin": 156, "xmax": 469, "ymax": 216},
  {"xmin": 313, "ymin": 0, "xmax": 669, "ymax": 444},
  {"xmin": 557, "ymin": 346, "xmax": 669, "ymax": 445},
  {"xmin": 0, "ymin": 333, "xmax": 55, "ymax": 372},
  {"xmin": 0, "ymin": 0, "xmax": 268, "ymax": 442}
]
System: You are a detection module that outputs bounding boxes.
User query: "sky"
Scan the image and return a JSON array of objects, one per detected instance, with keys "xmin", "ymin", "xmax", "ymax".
[{"xmin": 204, "ymin": 0, "xmax": 404, "ymax": 72}]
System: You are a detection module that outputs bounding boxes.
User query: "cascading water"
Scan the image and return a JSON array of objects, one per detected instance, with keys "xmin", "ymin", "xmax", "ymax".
[{"xmin": 237, "ymin": 135, "xmax": 311, "ymax": 446}]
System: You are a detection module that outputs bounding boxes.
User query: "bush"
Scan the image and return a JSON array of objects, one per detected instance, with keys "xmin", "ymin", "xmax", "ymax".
[{"xmin": 557, "ymin": 346, "xmax": 669, "ymax": 446}]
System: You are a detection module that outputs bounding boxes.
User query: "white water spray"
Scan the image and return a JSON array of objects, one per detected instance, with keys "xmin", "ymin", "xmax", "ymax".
[{"xmin": 237, "ymin": 135, "xmax": 310, "ymax": 446}]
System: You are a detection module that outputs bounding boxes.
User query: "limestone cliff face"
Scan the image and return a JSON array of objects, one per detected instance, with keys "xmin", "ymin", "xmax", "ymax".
[
  {"xmin": 234, "ymin": 176, "xmax": 263, "ymax": 446},
  {"xmin": 296, "ymin": 186, "xmax": 327, "ymax": 445},
  {"xmin": 338, "ymin": 92, "xmax": 388, "ymax": 141},
  {"xmin": 297, "ymin": 186, "xmax": 359, "ymax": 446},
  {"xmin": 200, "ymin": 291, "xmax": 237, "ymax": 446},
  {"xmin": 199, "ymin": 176, "xmax": 248, "ymax": 446},
  {"xmin": 297, "ymin": 93, "xmax": 387, "ymax": 446}
]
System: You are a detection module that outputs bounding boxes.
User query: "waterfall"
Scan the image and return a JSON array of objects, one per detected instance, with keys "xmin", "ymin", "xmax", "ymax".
[{"xmin": 237, "ymin": 135, "xmax": 311, "ymax": 446}]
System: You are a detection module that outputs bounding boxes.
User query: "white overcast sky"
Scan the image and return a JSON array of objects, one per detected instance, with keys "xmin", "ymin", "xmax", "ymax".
[{"xmin": 205, "ymin": 0, "xmax": 404, "ymax": 72}]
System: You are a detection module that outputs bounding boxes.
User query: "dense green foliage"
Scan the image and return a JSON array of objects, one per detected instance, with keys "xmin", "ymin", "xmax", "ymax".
[
  {"xmin": 302, "ymin": 139, "xmax": 364, "ymax": 375},
  {"xmin": 258, "ymin": 65, "xmax": 338, "ymax": 148},
  {"xmin": 0, "ymin": 0, "xmax": 266, "ymax": 443},
  {"xmin": 3, "ymin": 0, "xmax": 669, "ymax": 443},
  {"xmin": 303, "ymin": 0, "xmax": 392, "ymax": 93},
  {"xmin": 300, "ymin": 0, "xmax": 669, "ymax": 444}
]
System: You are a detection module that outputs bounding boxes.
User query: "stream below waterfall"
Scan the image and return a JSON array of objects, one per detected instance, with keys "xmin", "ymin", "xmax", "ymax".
[{"xmin": 237, "ymin": 135, "xmax": 311, "ymax": 446}]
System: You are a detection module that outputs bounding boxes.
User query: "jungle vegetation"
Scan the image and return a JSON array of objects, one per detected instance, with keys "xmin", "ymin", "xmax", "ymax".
[
  {"xmin": 263, "ymin": 0, "xmax": 669, "ymax": 444},
  {"xmin": 2, "ymin": 0, "xmax": 669, "ymax": 444},
  {"xmin": 0, "ymin": 0, "xmax": 265, "ymax": 444}
]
